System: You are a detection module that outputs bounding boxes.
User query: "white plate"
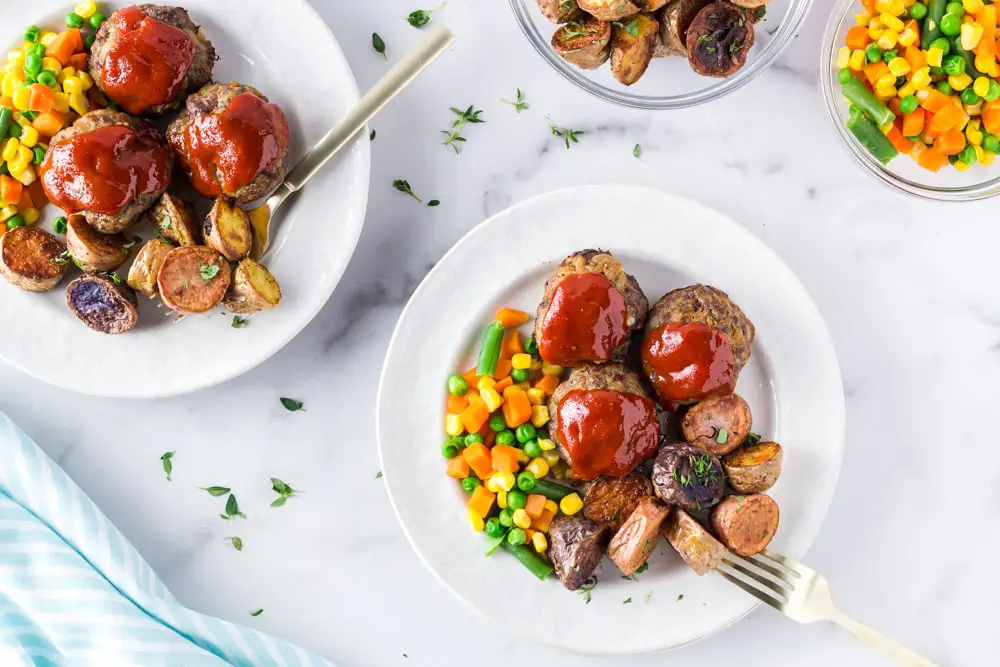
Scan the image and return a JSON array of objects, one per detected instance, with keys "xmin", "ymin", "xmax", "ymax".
[
  {"xmin": 0, "ymin": 0, "xmax": 369, "ymax": 398},
  {"xmin": 377, "ymin": 186, "xmax": 845, "ymax": 655}
]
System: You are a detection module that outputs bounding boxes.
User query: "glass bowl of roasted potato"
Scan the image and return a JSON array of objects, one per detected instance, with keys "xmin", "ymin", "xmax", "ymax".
[{"xmin": 510, "ymin": 0, "xmax": 814, "ymax": 109}]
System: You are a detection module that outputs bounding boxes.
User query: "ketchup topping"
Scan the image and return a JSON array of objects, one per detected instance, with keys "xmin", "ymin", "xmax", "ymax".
[
  {"xmin": 175, "ymin": 92, "xmax": 289, "ymax": 198},
  {"xmin": 537, "ymin": 273, "xmax": 628, "ymax": 366},
  {"xmin": 556, "ymin": 389, "xmax": 660, "ymax": 480},
  {"xmin": 642, "ymin": 321, "xmax": 736, "ymax": 407},
  {"xmin": 101, "ymin": 6, "xmax": 196, "ymax": 115},
  {"xmin": 41, "ymin": 125, "xmax": 171, "ymax": 215}
]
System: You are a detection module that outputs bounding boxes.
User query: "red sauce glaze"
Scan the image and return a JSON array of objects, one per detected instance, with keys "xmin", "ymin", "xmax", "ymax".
[
  {"xmin": 173, "ymin": 92, "xmax": 290, "ymax": 198},
  {"xmin": 40, "ymin": 125, "xmax": 171, "ymax": 215},
  {"xmin": 556, "ymin": 389, "xmax": 660, "ymax": 480},
  {"xmin": 642, "ymin": 321, "xmax": 736, "ymax": 408},
  {"xmin": 100, "ymin": 6, "xmax": 197, "ymax": 115},
  {"xmin": 537, "ymin": 273, "xmax": 629, "ymax": 366}
]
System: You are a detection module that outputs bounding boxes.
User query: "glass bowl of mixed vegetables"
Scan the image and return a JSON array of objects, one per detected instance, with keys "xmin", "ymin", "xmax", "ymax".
[{"xmin": 823, "ymin": 0, "xmax": 1000, "ymax": 199}]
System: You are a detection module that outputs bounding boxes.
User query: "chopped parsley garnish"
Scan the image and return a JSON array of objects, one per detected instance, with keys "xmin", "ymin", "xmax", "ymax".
[
  {"xmin": 633, "ymin": 143, "xmax": 641, "ymax": 158},
  {"xmin": 280, "ymin": 397, "xmax": 306, "ymax": 412},
  {"xmin": 406, "ymin": 3, "xmax": 443, "ymax": 28},
  {"xmin": 393, "ymin": 179, "xmax": 422, "ymax": 202},
  {"xmin": 547, "ymin": 117, "xmax": 584, "ymax": 149},
  {"xmin": 716, "ymin": 427, "xmax": 729, "ymax": 444},
  {"xmin": 232, "ymin": 315, "xmax": 250, "ymax": 329},
  {"xmin": 270, "ymin": 477, "xmax": 303, "ymax": 507},
  {"xmin": 578, "ymin": 576, "xmax": 598, "ymax": 604},
  {"xmin": 200, "ymin": 263, "xmax": 220, "ymax": 282},
  {"xmin": 225, "ymin": 536, "xmax": 243, "ymax": 551},
  {"xmin": 372, "ymin": 33, "xmax": 387, "ymax": 59},
  {"xmin": 160, "ymin": 451, "xmax": 174, "ymax": 481}
]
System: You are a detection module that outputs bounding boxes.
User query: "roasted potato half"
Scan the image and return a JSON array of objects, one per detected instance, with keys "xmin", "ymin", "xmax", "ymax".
[
  {"xmin": 583, "ymin": 474, "xmax": 654, "ymax": 534},
  {"xmin": 157, "ymin": 246, "xmax": 232, "ymax": 315},
  {"xmin": 723, "ymin": 440, "xmax": 783, "ymax": 493},
  {"xmin": 224, "ymin": 258, "xmax": 282, "ymax": 314},
  {"xmin": 151, "ymin": 193, "xmax": 200, "ymax": 246},
  {"xmin": 681, "ymin": 393, "xmax": 752, "ymax": 455},
  {"xmin": 610, "ymin": 13, "xmax": 659, "ymax": 85},
  {"xmin": 204, "ymin": 198, "xmax": 252, "ymax": 262},
  {"xmin": 552, "ymin": 16, "xmax": 612, "ymax": 69},
  {"xmin": 637, "ymin": 0, "xmax": 671, "ymax": 9},
  {"xmin": 607, "ymin": 497, "xmax": 670, "ymax": 576},
  {"xmin": 686, "ymin": 3, "xmax": 754, "ymax": 77},
  {"xmin": 538, "ymin": 0, "xmax": 584, "ymax": 22},
  {"xmin": 578, "ymin": 0, "xmax": 641, "ymax": 20},
  {"xmin": 65, "ymin": 214, "xmax": 131, "ymax": 274},
  {"xmin": 0, "ymin": 227, "xmax": 68, "ymax": 292},
  {"xmin": 127, "ymin": 238, "xmax": 175, "ymax": 298},
  {"xmin": 663, "ymin": 508, "xmax": 726, "ymax": 575},
  {"xmin": 710, "ymin": 493, "xmax": 779, "ymax": 556},
  {"xmin": 659, "ymin": 0, "xmax": 712, "ymax": 55},
  {"xmin": 66, "ymin": 273, "xmax": 139, "ymax": 335}
]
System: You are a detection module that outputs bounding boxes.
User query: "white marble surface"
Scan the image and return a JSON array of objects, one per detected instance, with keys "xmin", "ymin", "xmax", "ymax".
[{"xmin": 0, "ymin": 0, "xmax": 993, "ymax": 665}]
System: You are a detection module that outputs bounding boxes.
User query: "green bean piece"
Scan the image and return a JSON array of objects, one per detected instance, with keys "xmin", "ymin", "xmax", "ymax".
[
  {"xmin": 532, "ymin": 478, "xmax": 575, "ymax": 501},
  {"xmin": 841, "ymin": 77, "xmax": 895, "ymax": 129},
  {"xmin": 501, "ymin": 540, "xmax": 553, "ymax": 580},
  {"xmin": 846, "ymin": 114, "xmax": 899, "ymax": 165},
  {"xmin": 922, "ymin": 0, "xmax": 948, "ymax": 48},
  {"xmin": 476, "ymin": 321, "xmax": 505, "ymax": 378}
]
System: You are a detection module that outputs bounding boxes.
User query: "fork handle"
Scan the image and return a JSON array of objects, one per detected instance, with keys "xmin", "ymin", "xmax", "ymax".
[{"xmin": 832, "ymin": 613, "xmax": 940, "ymax": 667}]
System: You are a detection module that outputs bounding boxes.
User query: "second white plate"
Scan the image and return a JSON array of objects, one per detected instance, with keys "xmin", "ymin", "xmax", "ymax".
[{"xmin": 377, "ymin": 185, "xmax": 844, "ymax": 655}]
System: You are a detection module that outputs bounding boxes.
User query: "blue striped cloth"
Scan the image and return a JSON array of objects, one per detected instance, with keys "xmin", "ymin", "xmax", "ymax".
[{"xmin": 0, "ymin": 413, "xmax": 336, "ymax": 667}]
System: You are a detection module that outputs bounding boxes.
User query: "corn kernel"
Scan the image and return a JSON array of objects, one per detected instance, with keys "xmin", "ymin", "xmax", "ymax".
[
  {"xmin": 497, "ymin": 489, "xmax": 507, "ymax": 509},
  {"xmin": 477, "ymin": 376, "xmax": 495, "ymax": 391},
  {"xmin": 849, "ymin": 50, "xmax": 867, "ymax": 71},
  {"xmin": 560, "ymin": 492, "xmax": 584, "ymax": 516},
  {"xmin": 510, "ymin": 353, "xmax": 532, "ymax": 370},
  {"xmin": 52, "ymin": 92, "xmax": 70, "ymax": 114},
  {"xmin": 17, "ymin": 146, "xmax": 32, "ymax": 166},
  {"xmin": 2, "ymin": 138, "xmax": 20, "ymax": 162},
  {"xmin": 927, "ymin": 47, "xmax": 945, "ymax": 68},
  {"xmin": 856, "ymin": 10, "xmax": 873, "ymax": 25},
  {"xmin": 526, "ymin": 388, "xmax": 546, "ymax": 406},
  {"xmin": 880, "ymin": 13, "xmax": 905, "ymax": 31},
  {"xmin": 954, "ymin": 160, "xmax": 971, "ymax": 171},
  {"xmin": 77, "ymin": 71, "xmax": 93, "ymax": 91},
  {"xmin": 544, "ymin": 499, "xmax": 559, "ymax": 515},
  {"xmin": 911, "ymin": 67, "xmax": 932, "ymax": 89},
  {"xmin": 62, "ymin": 77, "xmax": 83, "ymax": 95},
  {"xmin": 515, "ymin": 448, "xmax": 529, "ymax": 464},
  {"xmin": 968, "ymin": 125, "xmax": 984, "ymax": 145},
  {"xmin": 12, "ymin": 166, "xmax": 35, "ymax": 187},
  {"xmin": 19, "ymin": 126, "xmax": 38, "ymax": 149},
  {"xmin": 468, "ymin": 509, "xmax": 484, "ymax": 532},
  {"xmin": 961, "ymin": 23, "xmax": 984, "ymax": 50},
  {"xmin": 962, "ymin": 14, "xmax": 974, "ymax": 24},
  {"xmin": 39, "ymin": 32, "xmax": 57, "ymax": 47},
  {"xmin": 876, "ymin": 72, "xmax": 896, "ymax": 89},
  {"xmin": 898, "ymin": 82, "xmax": 917, "ymax": 98},
  {"xmin": 13, "ymin": 113, "xmax": 31, "ymax": 128},
  {"xmin": 494, "ymin": 472, "xmax": 516, "ymax": 492},
  {"xmin": 57, "ymin": 67, "xmax": 76, "ymax": 84},
  {"xmin": 6, "ymin": 159, "xmax": 26, "ymax": 179},
  {"xmin": 75, "ymin": 1, "xmax": 97, "ymax": 18},
  {"xmin": 532, "ymin": 532, "xmax": 548, "ymax": 553},
  {"xmin": 529, "ymin": 358, "xmax": 542, "ymax": 371},
  {"xmin": 445, "ymin": 414, "xmax": 464, "ymax": 437},
  {"xmin": 40, "ymin": 57, "xmax": 62, "ymax": 74},
  {"xmin": 69, "ymin": 93, "xmax": 88, "ymax": 116},
  {"xmin": 837, "ymin": 46, "xmax": 851, "ymax": 69},
  {"xmin": 964, "ymin": 0, "xmax": 985, "ymax": 12},
  {"xmin": 530, "ymin": 405, "xmax": 549, "ymax": 428},
  {"xmin": 512, "ymin": 509, "xmax": 532, "ymax": 529},
  {"xmin": 975, "ymin": 145, "xmax": 986, "ymax": 162},
  {"xmin": 875, "ymin": 86, "xmax": 898, "ymax": 101},
  {"xmin": 480, "ymin": 387, "xmax": 503, "ymax": 412},
  {"xmin": 526, "ymin": 457, "xmax": 550, "ymax": 479},
  {"xmin": 7, "ymin": 50, "xmax": 23, "ymax": 64},
  {"xmin": 540, "ymin": 450, "xmax": 560, "ymax": 467},
  {"xmin": 0, "ymin": 206, "xmax": 17, "ymax": 223},
  {"xmin": 910, "ymin": 141, "xmax": 928, "ymax": 158},
  {"xmin": 975, "ymin": 55, "xmax": 995, "ymax": 76},
  {"xmin": 888, "ymin": 57, "xmax": 911, "ymax": 76},
  {"xmin": 950, "ymin": 73, "xmax": 973, "ymax": 91},
  {"xmin": 515, "ymin": 381, "xmax": 530, "ymax": 390},
  {"xmin": 878, "ymin": 29, "xmax": 899, "ymax": 49},
  {"xmin": 898, "ymin": 26, "xmax": 918, "ymax": 47},
  {"xmin": 868, "ymin": 26, "xmax": 885, "ymax": 40},
  {"xmin": 974, "ymin": 76, "xmax": 990, "ymax": 98},
  {"xmin": 541, "ymin": 363, "xmax": 563, "ymax": 376},
  {"xmin": 12, "ymin": 88, "xmax": 30, "ymax": 111},
  {"xmin": 982, "ymin": 149, "xmax": 995, "ymax": 165},
  {"xmin": 22, "ymin": 207, "xmax": 39, "ymax": 224},
  {"xmin": 537, "ymin": 437, "xmax": 556, "ymax": 451},
  {"xmin": 1, "ymin": 76, "xmax": 13, "ymax": 98}
]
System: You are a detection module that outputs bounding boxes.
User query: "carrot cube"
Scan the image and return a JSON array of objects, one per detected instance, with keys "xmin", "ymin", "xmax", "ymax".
[
  {"xmin": 496, "ymin": 308, "xmax": 531, "ymax": 328},
  {"xmin": 531, "ymin": 508, "xmax": 555, "ymax": 533},
  {"xmin": 525, "ymin": 494, "xmax": 546, "ymax": 519},
  {"xmin": 446, "ymin": 456, "xmax": 470, "ymax": 480},
  {"xmin": 467, "ymin": 486, "xmax": 496, "ymax": 518},
  {"xmin": 502, "ymin": 386, "xmax": 532, "ymax": 428},
  {"xmin": 499, "ymin": 330, "xmax": 524, "ymax": 359},
  {"xmin": 917, "ymin": 147, "xmax": 950, "ymax": 172},
  {"xmin": 460, "ymin": 402, "xmax": 489, "ymax": 434},
  {"xmin": 463, "ymin": 443, "xmax": 494, "ymax": 479},
  {"xmin": 491, "ymin": 444, "xmax": 520, "ymax": 474},
  {"xmin": 846, "ymin": 26, "xmax": 871, "ymax": 50},
  {"xmin": 0, "ymin": 175, "xmax": 23, "ymax": 207},
  {"xmin": 534, "ymin": 374, "xmax": 559, "ymax": 396},
  {"xmin": 902, "ymin": 108, "xmax": 925, "ymax": 137},
  {"xmin": 493, "ymin": 359, "xmax": 511, "ymax": 380}
]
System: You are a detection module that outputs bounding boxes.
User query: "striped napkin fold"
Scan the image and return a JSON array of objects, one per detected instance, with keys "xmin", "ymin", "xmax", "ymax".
[{"xmin": 0, "ymin": 412, "xmax": 336, "ymax": 667}]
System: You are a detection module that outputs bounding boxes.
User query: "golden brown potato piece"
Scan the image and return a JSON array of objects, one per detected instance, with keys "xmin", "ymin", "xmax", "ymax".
[
  {"xmin": 538, "ymin": 0, "xmax": 584, "ymax": 22},
  {"xmin": 663, "ymin": 508, "xmax": 726, "ymax": 575},
  {"xmin": 723, "ymin": 440, "xmax": 783, "ymax": 493},
  {"xmin": 583, "ymin": 474, "xmax": 654, "ymax": 534},
  {"xmin": 65, "ymin": 214, "xmax": 130, "ymax": 274},
  {"xmin": 66, "ymin": 274, "xmax": 139, "ymax": 335},
  {"xmin": 686, "ymin": 3, "xmax": 754, "ymax": 77},
  {"xmin": 638, "ymin": 0, "xmax": 671, "ymax": 9},
  {"xmin": 607, "ymin": 497, "xmax": 670, "ymax": 576},
  {"xmin": 710, "ymin": 494, "xmax": 779, "ymax": 556},
  {"xmin": 659, "ymin": 0, "xmax": 712, "ymax": 55},
  {"xmin": 682, "ymin": 394, "xmax": 752, "ymax": 455},
  {"xmin": 551, "ymin": 17, "xmax": 612, "ymax": 69},
  {"xmin": 0, "ymin": 227, "xmax": 68, "ymax": 292},
  {"xmin": 610, "ymin": 13, "xmax": 659, "ymax": 85},
  {"xmin": 224, "ymin": 258, "xmax": 282, "ymax": 314},
  {"xmin": 578, "ymin": 0, "xmax": 641, "ymax": 20},
  {"xmin": 150, "ymin": 194, "xmax": 200, "ymax": 246},
  {"xmin": 127, "ymin": 238, "xmax": 175, "ymax": 298},
  {"xmin": 157, "ymin": 246, "xmax": 232, "ymax": 315},
  {"xmin": 204, "ymin": 198, "xmax": 252, "ymax": 262}
]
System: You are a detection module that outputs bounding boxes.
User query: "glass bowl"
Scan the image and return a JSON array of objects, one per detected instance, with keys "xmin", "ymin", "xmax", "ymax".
[
  {"xmin": 822, "ymin": 0, "xmax": 1000, "ymax": 200},
  {"xmin": 509, "ymin": 0, "xmax": 815, "ymax": 109}
]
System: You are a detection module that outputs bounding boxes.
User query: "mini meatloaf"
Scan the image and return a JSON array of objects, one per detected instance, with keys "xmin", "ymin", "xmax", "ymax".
[
  {"xmin": 534, "ymin": 250, "xmax": 648, "ymax": 366},
  {"xmin": 548, "ymin": 363, "xmax": 661, "ymax": 480},
  {"xmin": 168, "ymin": 82, "xmax": 291, "ymax": 204},
  {"xmin": 641, "ymin": 284, "xmax": 754, "ymax": 406},
  {"xmin": 40, "ymin": 110, "xmax": 172, "ymax": 234},
  {"xmin": 90, "ymin": 4, "xmax": 215, "ymax": 115}
]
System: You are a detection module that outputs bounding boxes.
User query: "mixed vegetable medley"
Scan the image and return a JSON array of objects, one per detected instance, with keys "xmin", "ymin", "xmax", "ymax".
[
  {"xmin": 443, "ymin": 307, "xmax": 582, "ymax": 581},
  {"xmin": 837, "ymin": 0, "xmax": 1000, "ymax": 171},
  {"xmin": 1, "ymin": 2, "xmax": 109, "ymax": 230}
]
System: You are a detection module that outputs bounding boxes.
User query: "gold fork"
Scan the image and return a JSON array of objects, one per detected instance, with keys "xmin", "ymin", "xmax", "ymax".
[{"xmin": 717, "ymin": 551, "xmax": 940, "ymax": 667}]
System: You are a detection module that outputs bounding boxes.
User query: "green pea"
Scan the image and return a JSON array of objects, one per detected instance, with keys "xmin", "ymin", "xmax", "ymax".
[
  {"xmin": 909, "ymin": 2, "xmax": 927, "ymax": 19},
  {"xmin": 507, "ymin": 528, "xmax": 527, "ymax": 545},
  {"xmin": 936, "ymin": 80, "xmax": 954, "ymax": 95},
  {"xmin": 52, "ymin": 216, "xmax": 67, "ymax": 234},
  {"xmin": 465, "ymin": 433, "xmax": 484, "ymax": 446},
  {"xmin": 515, "ymin": 423, "xmax": 536, "ymax": 443},
  {"xmin": 32, "ymin": 146, "xmax": 45, "ymax": 164},
  {"xmin": 460, "ymin": 476, "xmax": 481, "ymax": 493},
  {"xmin": 985, "ymin": 79, "xmax": 1000, "ymax": 102},
  {"xmin": 488, "ymin": 413, "xmax": 506, "ymax": 431},
  {"xmin": 940, "ymin": 13, "xmax": 962, "ymax": 36},
  {"xmin": 89, "ymin": 12, "xmax": 107, "ymax": 30},
  {"xmin": 523, "ymin": 439, "xmax": 542, "ymax": 458},
  {"xmin": 929, "ymin": 65, "xmax": 945, "ymax": 75},
  {"xmin": 983, "ymin": 134, "xmax": 1000, "ymax": 152},
  {"xmin": 838, "ymin": 68, "xmax": 853, "ymax": 85},
  {"xmin": 8, "ymin": 124, "xmax": 21, "ymax": 139},
  {"xmin": 485, "ymin": 517, "xmax": 505, "ymax": 538},
  {"xmin": 930, "ymin": 38, "xmax": 951, "ymax": 55},
  {"xmin": 6, "ymin": 215, "xmax": 25, "ymax": 230},
  {"xmin": 945, "ymin": 1, "xmax": 964, "ymax": 15},
  {"xmin": 37, "ymin": 71, "xmax": 58, "ymax": 89},
  {"xmin": 498, "ymin": 508, "xmax": 514, "ymax": 527},
  {"xmin": 23, "ymin": 53, "xmax": 42, "ymax": 76},
  {"xmin": 865, "ymin": 43, "xmax": 883, "ymax": 64},
  {"xmin": 959, "ymin": 145, "xmax": 978, "ymax": 164},
  {"xmin": 24, "ymin": 26, "xmax": 41, "ymax": 43},
  {"xmin": 883, "ymin": 49, "xmax": 899, "ymax": 63},
  {"xmin": 447, "ymin": 374, "xmax": 468, "ymax": 396},
  {"xmin": 517, "ymin": 471, "xmax": 537, "ymax": 492},
  {"xmin": 84, "ymin": 33, "xmax": 96, "ymax": 49},
  {"xmin": 507, "ymin": 490, "xmax": 527, "ymax": 511},
  {"xmin": 943, "ymin": 54, "xmax": 965, "ymax": 76},
  {"xmin": 511, "ymin": 368, "xmax": 530, "ymax": 383},
  {"xmin": 65, "ymin": 13, "xmax": 84, "ymax": 28},
  {"xmin": 961, "ymin": 88, "xmax": 980, "ymax": 105},
  {"xmin": 495, "ymin": 430, "xmax": 515, "ymax": 446},
  {"xmin": 900, "ymin": 95, "xmax": 919, "ymax": 114},
  {"xmin": 442, "ymin": 440, "xmax": 461, "ymax": 459},
  {"xmin": 524, "ymin": 338, "xmax": 538, "ymax": 355}
]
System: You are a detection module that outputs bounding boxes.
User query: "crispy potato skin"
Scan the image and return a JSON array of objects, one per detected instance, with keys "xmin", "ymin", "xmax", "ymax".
[
  {"xmin": 151, "ymin": 194, "xmax": 200, "ymax": 246},
  {"xmin": 663, "ymin": 508, "xmax": 726, "ymax": 575},
  {"xmin": 583, "ymin": 473, "xmax": 655, "ymax": 533},
  {"xmin": 610, "ymin": 13, "xmax": 659, "ymax": 85},
  {"xmin": 686, "ymin": 3, "xmax": 754, "ymax": 77},
  {"xmin": 224, "ymin": 258, "xmax": 281, "ymax": 314},
  {"xmin": 607, "ymin": 497, "xmax": 670, "ymax": 576},
  {"xmin": 538, "ymin": 0, "xmax": 584, "ymax": 22},
  {"xmin": 204, "ymin": 198, "xmax": 252, "ymax": 262},
  {"xmin": 127, "ymin": 238, "xmax": 175, "ymax": 298},
  {"xmin": 66, "ymin": 274, "xmax": 139, "ymax": 335},
  {"xmin": 0, "ymin": 227, "xmax": 68, "ymax": 292},
  {"xmin": 578, "ymin": 0, "xmax": 641, "ymax": 21},
  {"xmin": 659, "ymin": 0, "xmax": 712, "ymax": 55},
  {"xmin": 681, "ymin": 393, "xmax": 752, "ymax": 455},
  {"xmin": 723, "ymin": 441, "xmax": 783, "ymax": 493},
  {"xmin": 157, "ymin": 246, "xmax": 232, "ymax": 314},
  {"xmin": 548, "ymin": 515, "xmax": 611, "ymax": 590},
  {"xmin": 710, "ymin": 493, "xmax": 778, "ymax": 556},
  {"xmin": 552, "ymin": 17, "xmax": 612, "ymax": 69},
  {"xmin": 65, "ymin": 214, "xmax": 130, "ymax": 274}
]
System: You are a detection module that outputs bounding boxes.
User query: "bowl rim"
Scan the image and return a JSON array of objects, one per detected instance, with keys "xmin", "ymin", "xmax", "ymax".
[
  {"xmin": 508, "ymin": 0, "xmax": 817, "ymax": 110},
  {"xmin": 820, "ymin": 0, "xmax": 1000, "ymax": 201}
]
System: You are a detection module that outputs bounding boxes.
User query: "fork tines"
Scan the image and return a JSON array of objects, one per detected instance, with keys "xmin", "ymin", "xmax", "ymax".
[{"xmin": 716, "ymin": 551, "xmax": 801, "ymax": 611}]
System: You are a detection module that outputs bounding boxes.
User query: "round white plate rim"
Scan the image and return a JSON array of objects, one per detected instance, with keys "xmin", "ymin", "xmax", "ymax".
[
  {"xmin": 0, "ymin": 0, "xmax": 370, "ymax": 399},
  {"xmin": 377, "ymin": 185, "xmax": 845, "ymax": 655}
]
